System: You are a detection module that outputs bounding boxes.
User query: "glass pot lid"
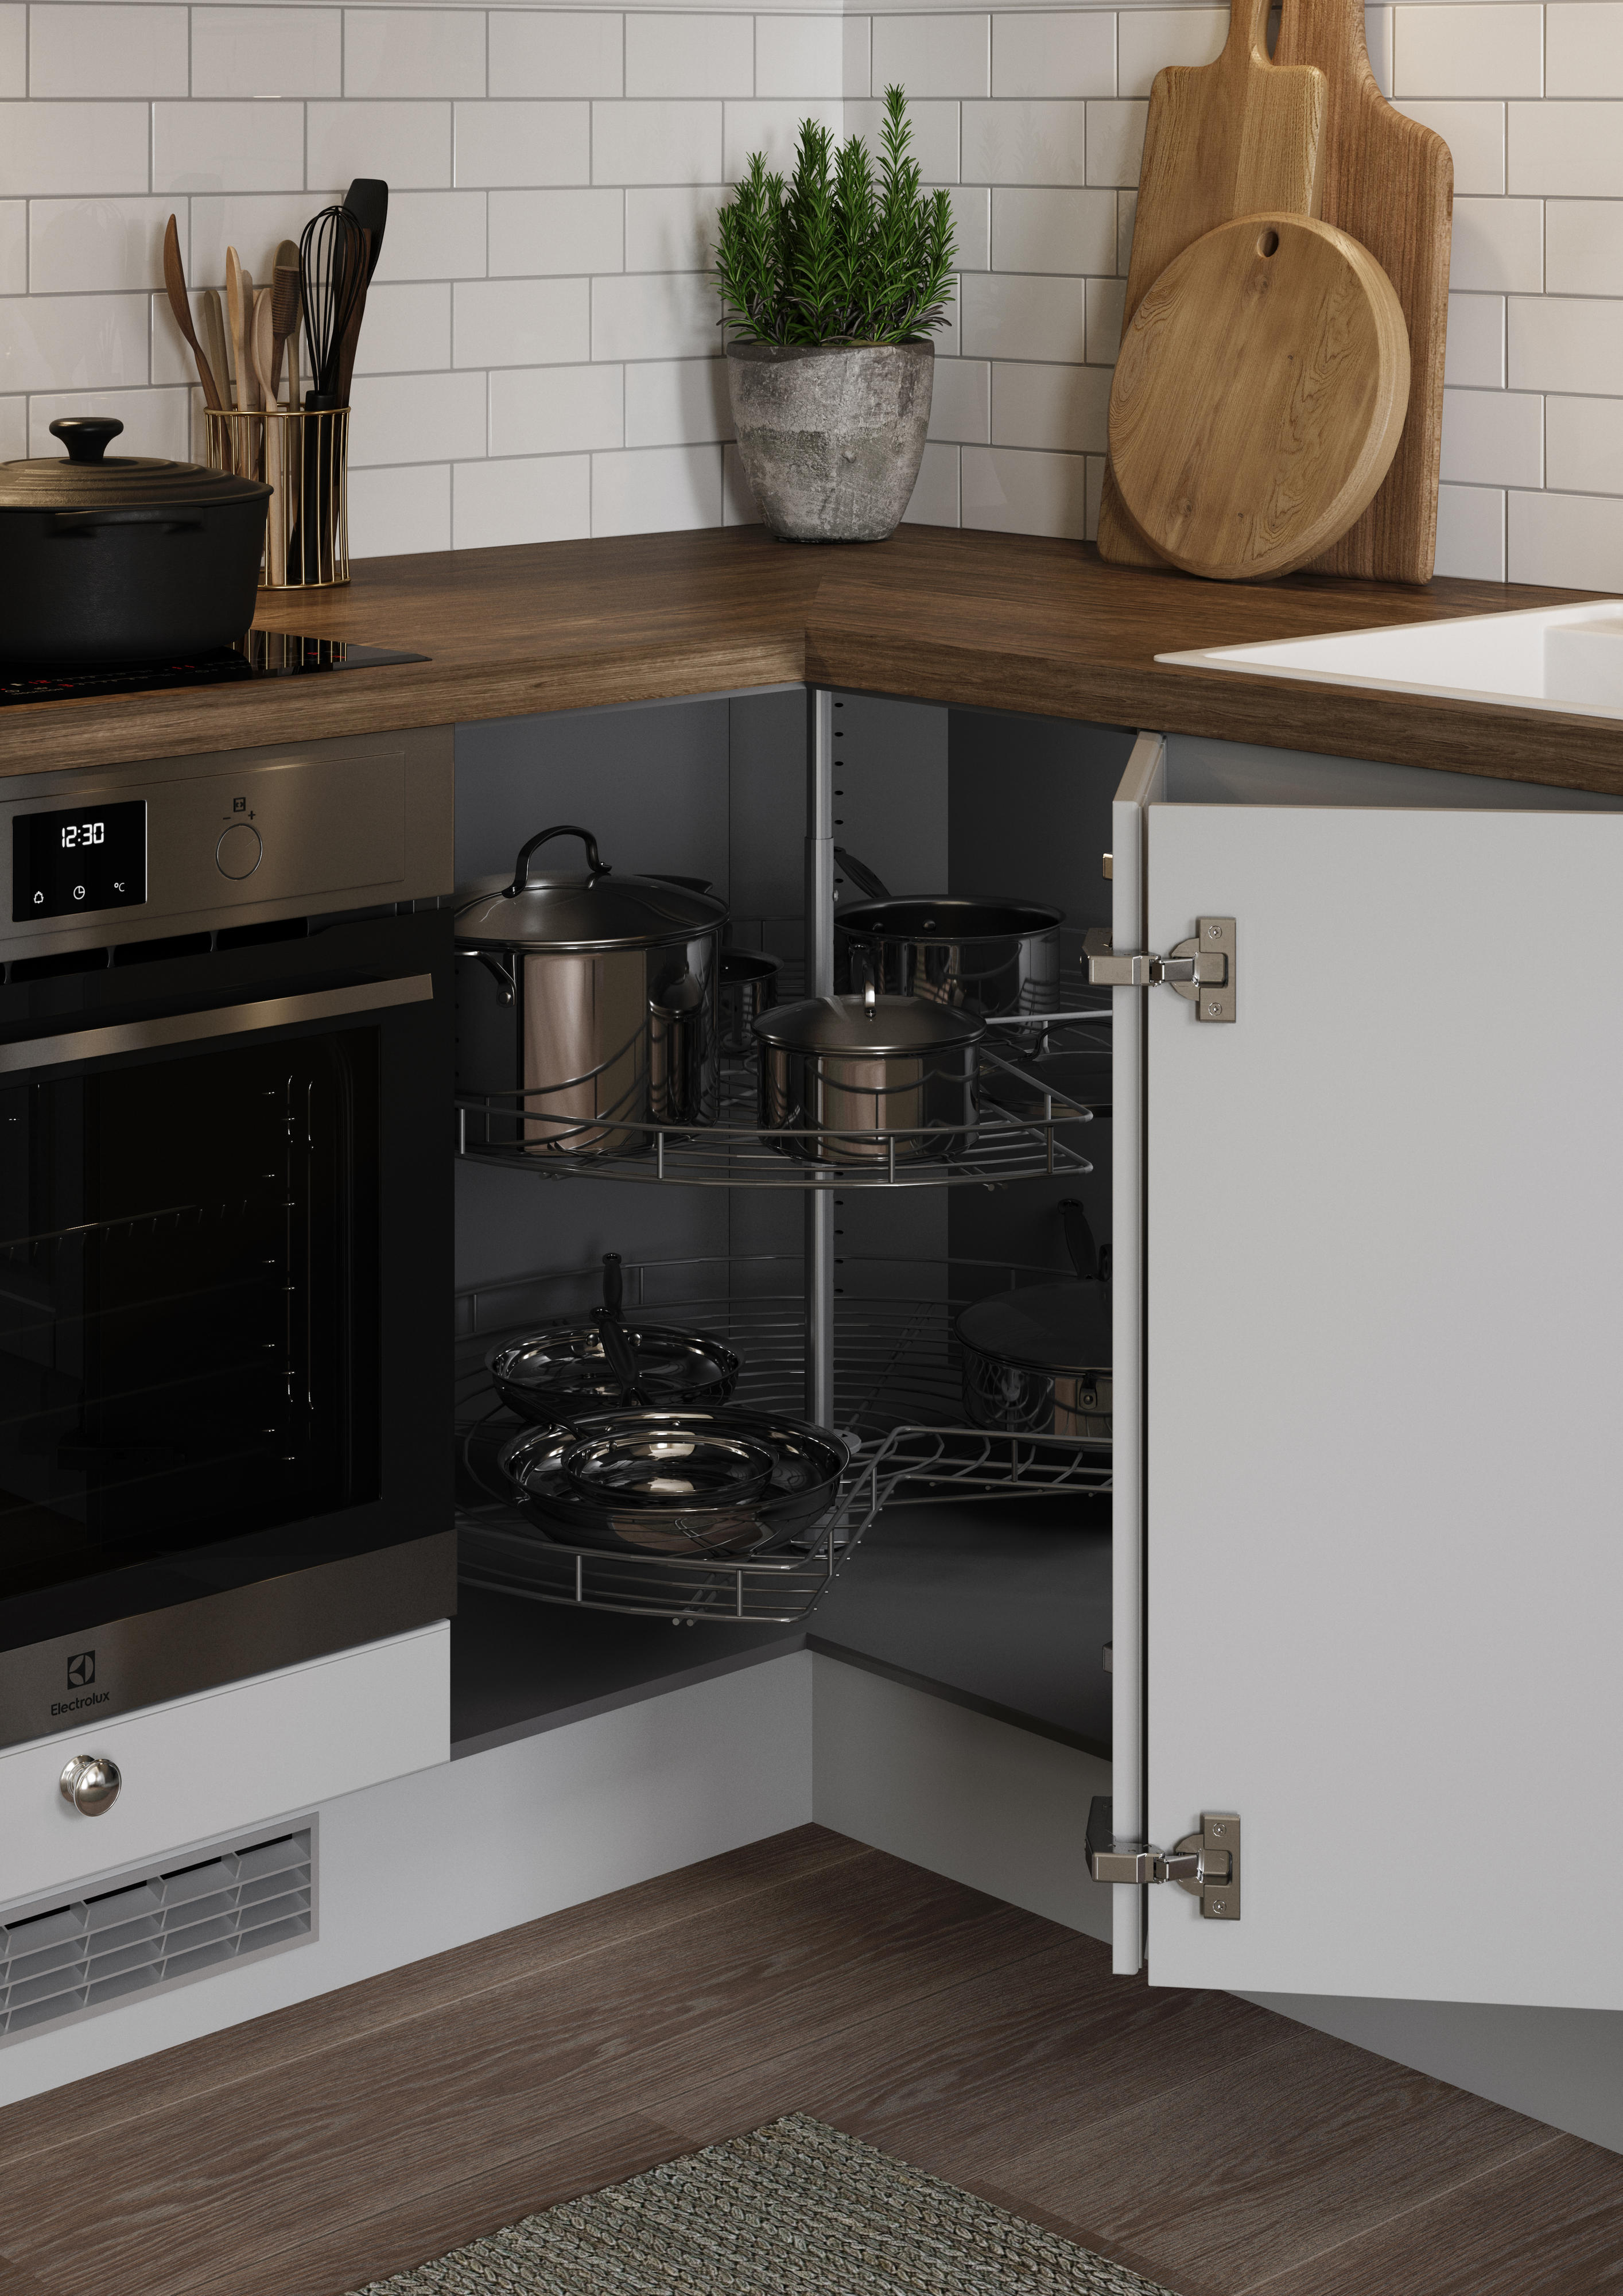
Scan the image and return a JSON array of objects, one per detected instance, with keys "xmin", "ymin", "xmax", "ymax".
[
  {"xmin": 455, "ymin": 823, "xmax": 728, "ymax": 953},
  {"xmin": 0, "ymin": 417, "xmax": 270, "ymax": 511}
]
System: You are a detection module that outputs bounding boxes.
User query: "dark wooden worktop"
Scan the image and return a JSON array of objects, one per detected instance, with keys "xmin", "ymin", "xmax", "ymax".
[{"xmin": 7, "ymin": 524, "xmax": 1614, "ymax": 794}]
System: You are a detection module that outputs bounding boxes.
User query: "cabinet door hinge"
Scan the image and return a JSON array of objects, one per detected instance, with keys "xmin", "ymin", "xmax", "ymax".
[
  {"xmin": 1086, "ymin": 1797, "xmax": 1241, "ymax": 1919},
  {"xmin": 1084, "ymin": 919, "xmax": 1236, "ymax": 1022}
]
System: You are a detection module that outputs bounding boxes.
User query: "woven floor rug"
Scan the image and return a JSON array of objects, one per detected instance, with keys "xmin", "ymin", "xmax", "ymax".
[{"xmin": 350, "ymin": 2112, "xmax": 1179, "ymax": 2295}]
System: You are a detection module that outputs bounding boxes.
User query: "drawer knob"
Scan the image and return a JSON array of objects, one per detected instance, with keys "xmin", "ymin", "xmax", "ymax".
[{"xmin": 59, "ymin": 1754, "xmax": 122, "ymax": 1817}]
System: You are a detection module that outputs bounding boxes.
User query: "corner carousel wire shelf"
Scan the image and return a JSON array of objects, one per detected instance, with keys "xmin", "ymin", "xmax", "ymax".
[{"xmin": 455, "ymin": 1009, "xmax": 1110, "ymax": 1191}]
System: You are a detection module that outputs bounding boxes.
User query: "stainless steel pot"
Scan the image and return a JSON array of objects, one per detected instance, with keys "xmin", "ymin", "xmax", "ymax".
[
  {"xmin": 956, "ymin": 1201, "xmax": 1111, "ymax": 1440},
  {"xmin": 720, "ymin": 948, "xmax": 782, "ymax": 1052},
  {"xmin": 455, "ymin": 825, "xmax": 727, "ymax": 1157},
  {"xmin": 754, "ymin": 987, "xmax": 983, "ymax": 1164},
  {"xmin": 833, "ymin": 849, "xmax": 1063, "ymax": 1024}
]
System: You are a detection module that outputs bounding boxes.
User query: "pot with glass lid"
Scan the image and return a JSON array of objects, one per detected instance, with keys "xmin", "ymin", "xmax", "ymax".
[
  {"xmin": 0, "ymin": 417, "xmax": 271, "ymax": 664},
  {"xmin": 455, "ymin": 825, "xmax": 728, "ymax": 1157}
]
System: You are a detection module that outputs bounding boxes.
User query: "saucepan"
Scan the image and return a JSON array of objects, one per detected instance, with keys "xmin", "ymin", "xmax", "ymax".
[
  {"xmin": 956, "ymin": 1200, "xmax": 1112, "ymax": 1440},
  {"xmin": 754, "ymin": 987, "xmax": 983, "ymax": 1164},
  {"xmin": 833, "ymin": 848, "xmax": 1063, "ymax": 1024}
]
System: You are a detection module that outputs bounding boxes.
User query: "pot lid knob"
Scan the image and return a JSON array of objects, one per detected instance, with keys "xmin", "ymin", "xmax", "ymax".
[
  {"xmin": 50, "ymin": 415, "xmax": 123, "ymax": 463},
  {"xmin": 864, "ymin": 982, "xmax": 876, "ymax": 1017}
]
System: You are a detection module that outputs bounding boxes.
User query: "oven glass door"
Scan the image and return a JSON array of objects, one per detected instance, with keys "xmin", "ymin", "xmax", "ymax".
[{"xmin": 0, "ymin": 978, "xmax": 420, "ymax": 1607}]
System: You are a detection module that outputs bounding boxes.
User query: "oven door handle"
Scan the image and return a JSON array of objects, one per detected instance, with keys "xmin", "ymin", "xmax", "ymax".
[{"xmin": 0, "ymin": 974, "xmax": 434, "ymax": 1076}]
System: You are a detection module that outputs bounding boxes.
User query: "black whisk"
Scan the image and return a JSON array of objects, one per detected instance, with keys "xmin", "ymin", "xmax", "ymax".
[{"xmin": 298, "ymin": 204, "xmax": 366, "ymax": 407}]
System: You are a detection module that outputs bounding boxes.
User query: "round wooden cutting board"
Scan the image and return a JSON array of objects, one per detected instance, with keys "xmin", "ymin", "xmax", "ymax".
[{"xmin": 1108, "ymin": 212, "xmax": 1410, "ymax": 581}]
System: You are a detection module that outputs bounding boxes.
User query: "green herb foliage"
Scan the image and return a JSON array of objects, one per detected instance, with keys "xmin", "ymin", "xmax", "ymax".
[{"xmin": 715, "ymin": 87, "xmax": 957, "ymax": 346}]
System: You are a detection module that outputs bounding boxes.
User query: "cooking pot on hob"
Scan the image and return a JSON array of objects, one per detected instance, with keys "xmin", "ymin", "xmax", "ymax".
[
  {"xmin": 0, "ymin": 417, "xmax": 271, "ymax": 666},
  {"xmin": 956, "ymin": 1200, "xmax": 1112, "ymax": 1440},
  {"xmin": 455, "ymin": 824, "xmax": 727, "ymax": 1157},
  {"xmin": 833, "ymin": 848, "xmax": 1063, "ymax": 1025}
]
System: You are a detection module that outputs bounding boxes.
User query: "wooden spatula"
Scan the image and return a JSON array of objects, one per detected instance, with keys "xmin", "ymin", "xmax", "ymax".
[
  {"xmin": 253, "ymin": 289, "xmax": 284, "ymax": 586},
  {"xmin": 225, "ymin": 248, "xmax": 255, "ymax": 414},
  {"xmin": 1275, "ymin": 0, "xmax": 1452, "ymax": 582},
  {"xmin": 161, "ymin": 215, "xmax": 223, "ymax": 410},
  {"xmin": 271, "ymin": 239, "xmax": 301, "ymax": 406},
  {"xmin": 1096, "ymin": 0, "xmax": 1327, "ymax": 568}
]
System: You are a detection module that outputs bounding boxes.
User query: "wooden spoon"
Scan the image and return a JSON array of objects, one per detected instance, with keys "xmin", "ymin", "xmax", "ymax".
[
  {"xmin": 224, "ymin": 248, "xmax": 257, "ymax": 414},
  {"xmin": 271, "ymin": 239, "xmax": 301, "ymax": 405},
  {"xmin": 253, "ymin": 288, "xmax": 284, "ymax": 586},
  {"xmin": 200, "ymin": 289, "xmax": 231, "ymax": 409},
  {"xmin": 161, "ymin": 215, "xmax": 222, "ymax": 410}
]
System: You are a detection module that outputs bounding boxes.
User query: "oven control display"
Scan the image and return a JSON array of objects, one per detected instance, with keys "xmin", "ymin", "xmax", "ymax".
[{"xmin": 13, "ymin": 800, "xmax": 147, "ymax": 921}]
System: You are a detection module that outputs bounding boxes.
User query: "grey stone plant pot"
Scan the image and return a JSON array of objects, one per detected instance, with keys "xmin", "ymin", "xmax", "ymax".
[{"xmin": 726, "ymin": 340, "xmax": 934, "ymax": 543}]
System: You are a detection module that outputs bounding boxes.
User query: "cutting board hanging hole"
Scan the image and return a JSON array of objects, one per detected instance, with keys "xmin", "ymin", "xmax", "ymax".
[{"xmin": 1259, "ymin": 227, "xmax": 1281, "ymax": 256}]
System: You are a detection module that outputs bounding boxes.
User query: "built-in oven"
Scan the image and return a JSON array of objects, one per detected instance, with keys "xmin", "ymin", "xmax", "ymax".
[{"xmin": 0, "ymin": 728, "xmax": 456, "ymax": 1751}]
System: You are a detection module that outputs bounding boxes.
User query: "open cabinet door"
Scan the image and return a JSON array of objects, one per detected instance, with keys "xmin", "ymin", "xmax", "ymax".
[{"xmin": 1121, "ymin": 755, "xmax": 1623, "ymax": 2011}]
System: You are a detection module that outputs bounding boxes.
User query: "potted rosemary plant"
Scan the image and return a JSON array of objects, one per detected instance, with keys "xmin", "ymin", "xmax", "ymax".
[{"xmin": 716, "ymin": 87, "xmax": 957, "ymax": 542}]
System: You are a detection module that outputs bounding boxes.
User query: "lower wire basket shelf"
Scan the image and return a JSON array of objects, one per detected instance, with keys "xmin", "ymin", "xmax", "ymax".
[{"xmin": 456, "ymin": 1291, "xmax": 1112, "ymax": 1625}]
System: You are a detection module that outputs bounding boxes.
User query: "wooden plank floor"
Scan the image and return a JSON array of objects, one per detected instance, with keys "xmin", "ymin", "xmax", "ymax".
[{"xmin": 3, "ymin": 1825, "xmax": 1622, "ymax": 2296}]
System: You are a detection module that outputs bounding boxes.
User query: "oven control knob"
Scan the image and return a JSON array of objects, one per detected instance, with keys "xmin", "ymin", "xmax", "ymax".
[
  {"xmin": 59, "ymin": 1754, "xmax": 121, "ymax": 1817},
  {"xmin": 216, "ymin": 822, "xmax": 263, "ymax": 879}
]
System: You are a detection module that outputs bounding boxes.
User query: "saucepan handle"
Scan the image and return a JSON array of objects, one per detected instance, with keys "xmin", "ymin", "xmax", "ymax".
[
  {"xmin": 833, "ymin": 847, "xmax": 891, "ymax": 902},
  {"xmin": 601, "ymin": 1251, "xmax": 624, "ymax": 1319},
  {"xmin": 510, "ymin": 824, "xmax": 607, "ymax": 893},
  {"xmin": 50, "ymin": 508, "xmax": 205, "ymax": 533},
  {"xmin": 1060, "ymin": 1197, "xmax": 1102, "ymax": 1282}
]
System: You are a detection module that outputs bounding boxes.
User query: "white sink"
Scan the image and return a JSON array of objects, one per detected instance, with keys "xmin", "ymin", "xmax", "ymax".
[{"xmin": 1158, "ymin": 599, "xmax": 1623, "ymax": 721}]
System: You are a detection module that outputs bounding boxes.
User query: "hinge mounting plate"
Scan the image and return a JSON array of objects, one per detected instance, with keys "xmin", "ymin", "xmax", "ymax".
[
  {"xmin": 1084, "ymin": 918, "xmax": 1236, "ymax": 1022},
  {"xmin": 1086, "ymin": 1797, "xmax": 1241, "ymax": 1919}
]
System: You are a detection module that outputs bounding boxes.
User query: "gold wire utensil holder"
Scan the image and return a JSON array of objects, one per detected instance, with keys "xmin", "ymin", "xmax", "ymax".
[{"xmin": 203, "ymin": 407, "xmax": 350, "ymax": 589}]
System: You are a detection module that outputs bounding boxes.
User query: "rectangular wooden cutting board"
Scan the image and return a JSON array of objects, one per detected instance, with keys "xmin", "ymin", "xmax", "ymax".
[
  {"xmin": 1274, "ymin": 0, "xmax": 1453, "ymax": 582},
  {"xmin": 1096, "ymin": 0, "xmax": 1326, "ymax": 569}
]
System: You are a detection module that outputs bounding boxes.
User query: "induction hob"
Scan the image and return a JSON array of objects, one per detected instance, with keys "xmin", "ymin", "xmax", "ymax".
[{"xmin": 1, "ymin": 630, "xmax": 428, "ymax": 708}]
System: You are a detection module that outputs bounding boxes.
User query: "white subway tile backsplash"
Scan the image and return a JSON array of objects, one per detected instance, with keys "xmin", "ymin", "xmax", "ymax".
[
  {"xmin": 0, "ymin": 200, "xmax": 22, "ymax": 297},
  {"xmin": 1365, "ymin": 6, "xmax": 1393, "ymax": 97},
  {"xmin": 1451, "ymin": 197, "xmax": 1543, "ymax": 293},
  {"xmin": 308, "ymin": 102, "xmax": 453, "ymax": 192},
  {"xmin": 626, "ymin": 15, "xmax": 753, "ymax": 100},
  {"xmin": 991, "ymin": 357, "xmax": 1111, "ymax": 452},
  {"xmin": 490, "ymin": 11, "xmax": 623, "ymax": 98},
  {"xmin": 592, "ymin": 441, "xmax": 722, "ymax": 533},
  {"xmin": 991, "ymin": 185, "xmax": 1116, "ymax": 274},
  {"xmin": 991, "ymin": 12, "xmax": 1112, "ymax": 99},
  {"xmin": 928, "ymin": 356, "xmax": 991, "ymax": 443},
  {"xmin": 963, "ymin": 441, "xmax": 1089, "ymax": 536},
  {"xmin": 456, "ymin": 103, "xmax": 590, "ymax": 190},
  {"xmin": 721, "ymin": 438, "xmax": 759, "ymax": 523},
  {"xmin": 0, "ymin": 7, "xmax": 22, "ymax": 98},
  {"xmin": 902, "ymin": 438, "xmax": 961, "ymax": 523},
  {"xmin": 1391, "ymin": 99, "xmax": 1504, "ymax": 196},
  {"xmin": 347, "ymin": 10, "xmax": 486, "ymax": 99},
  {"xmin": 1507, "ymin": 294, "xmax": 1623, "ymax": 394},
  {"xmin": 962, "ymin": 272, "xmax": 1086, "ymax": 364},
  {"xmin": 942, "ymin": 184, "xmax": 991, "ymax": 271},
  {"xmin": 457, "ymin": 451, "xmax": 592, "ymax": 546},
  {"xmin": 1117, "ymin": 9, "xmax": 1224, "ymax": 98},
  {"xmin": 1116, "ymin": 188, "xmax": 1135, "ymax": 276},
  {"xmin": 350, "ymin": 459, "xmax": 451, "ymax": 556},
  {"xmin": 30, "ymin": 3, "xmax": 187, "ymax": 98},
  {"xmin": 189, "ymin": 194, "xmax": 337, "ymax": 288},
  {"xmin": 493, "ymin": 188, "xmax": 624, "ymax": 278},
  {"xmin": 1393, "ymin": 4, "xmax": 1542, "ymax": 98},
  {"xmin": 354, "ymin": 282, "xmax": 452, "ymax": 375},
  {"xmin": 592, "ymin": 269, "xmax": 717, "ymax": 362},
  {"xmin": 963, "ymin": 100, "xmax": 1086, "ymax": 187},
  {"xmin": 1509, "ymin": 103, "xmax": 1623, "ymax": 196},
  {"xmin": 1509, "ymin": 487, "xmax": 1623, "ymax": 585},
  {"xmin": 1, "ymin": 293, "xmax": 149, "ymax": 394},
  {"xmin": 193, "ymin": 8, "xmax": 341, "ymax": 99},
  {"xmin": 0, "ymin": 394, "xmax": 25, "ymax": 457},
  {"xmin": 1434, "ymin": 483, "xmax": 1506, "ymax": 577},
  {"xmin": 29, "ymin": 199, "xmax": 177, "ymax": 296},
  {"xmin": 625, "ymin": 185, "xmax": 726, "ymax": 274},
  {"xmin": 1086, "ymin": 274, "xmax": 1126, "ymax": 362},
  {"xmin": 455, "ymin": 275, "xmax": 591, "ymax": 367},
  {"xmin": 349, "ymin": 369, "xmax": 486, "ymax": 465},
  {"xmin": 1547, "ymin": 3, "xmax": 1623, "ymax": 99},
  {"xmin": 26, "ymin": 383, "xmax": 190, "ymax": 457},
  {"xmin": 1445, "ymin": 291, "xmax": 1505, "ymax": 386},
  {"xmin": 843, "ymin": 96, "xmax": 958, "ymax": 181},
  {"xmin": 156, "ymin": 101, "xmax": 310, "ymax": 197},
  {"xmin": 872, "ymin": 14, "xmax": 991, "ymax": 99},
  {"xmin": 604, "ymin": 99, "xmax": 726, "ymax": 184},
  {"xmin": 1086, "ymin": 102, "xmax": 1149, "ymax": 189},
  {"xmin": 624, "ymin": 354, "xmax": 730, "ymax": 445},
  {"xmin": 490, "ymin": 361, "xmax": 622, "ymax": 453},
  {"xmin": 0, "ymin": 103, "xmax": 149, "ymax": 198},
  {"xmin": 1439, "ymin": 385, "xmax": 1543, "ymax": 486},
  {"xmin": 1547, "ymin": 201, "xmax": 1623, "ymax": 297},
  {"xmin": 373, "ymin": 192, "xmax": 488, "ymax": 282},
  {"xmin": 1547, "ymin": 392, "xmax": 1623, "ymax": 493},
  {"xmin": 754, "ymin": 15, "xmax": 866, "ymax": 99}
]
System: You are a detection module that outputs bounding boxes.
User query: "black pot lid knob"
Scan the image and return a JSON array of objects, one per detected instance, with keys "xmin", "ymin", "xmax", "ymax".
[{"xmin": 50, "ymin": 416, "xmax": 124, "ymax": 463}]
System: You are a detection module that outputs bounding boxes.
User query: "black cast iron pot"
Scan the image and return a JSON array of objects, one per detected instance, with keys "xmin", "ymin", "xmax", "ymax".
[{"xmin": 0, "ymin": 417, "xmax": 271, "ymax": 665}]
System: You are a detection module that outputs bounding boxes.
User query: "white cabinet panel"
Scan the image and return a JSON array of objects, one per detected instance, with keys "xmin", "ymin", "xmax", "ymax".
[
  {"xmin": 0, "ymin": 1621, "xmax": 448, "ymax": 1910},
  {"xmin": 1142, "ymin": 801, "xmax": 1623, "ymax": 2010}
]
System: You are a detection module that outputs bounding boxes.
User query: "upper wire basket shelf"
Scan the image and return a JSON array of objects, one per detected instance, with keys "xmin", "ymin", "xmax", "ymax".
[{"xmin": 455, "ymin": 1006, "xmax": 1111, "ymax": 1192}]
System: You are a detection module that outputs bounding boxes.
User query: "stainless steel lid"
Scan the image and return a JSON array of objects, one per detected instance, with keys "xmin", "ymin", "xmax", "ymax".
[
  {"xmin": 752, "ymin": 990, "xmax": 985, "ymax": 1057},
  {"xmin": 955, "ymin": 1279, "xmax": 1112, "ymax": 1374},
  {"xmin": 836, "ymin": 895, "xmax": 1064, "ymax": 941},
  {"xmin": 455, "ymin": 823, "xmax": 727, "ymax": 953},
  {"xmin": 0, "ymin": 416, "xmax": 270, "ymax": 512}
]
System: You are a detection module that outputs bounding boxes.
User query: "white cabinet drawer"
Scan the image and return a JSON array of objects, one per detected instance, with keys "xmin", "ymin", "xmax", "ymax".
[{"xmin": 0, "ymin": 1621, "xmax": 448, "ymax": 1911}]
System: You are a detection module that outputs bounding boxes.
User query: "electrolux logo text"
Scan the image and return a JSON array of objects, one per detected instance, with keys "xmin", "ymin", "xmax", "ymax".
[{"xmin": 52, "ymin": 1649, "xmax": 110, "ymax": 1718}]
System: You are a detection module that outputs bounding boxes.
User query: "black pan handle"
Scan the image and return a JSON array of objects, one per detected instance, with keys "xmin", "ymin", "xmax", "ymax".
[
  {"xmin": 834, "ymin": 847, "xmax": 891, "ymax": 902},
  {"xmin": 594, "ymin": 1307, "xmax": 649, "ymax": 1406},
  {"xmin": 1060, "ymin": 1198, "xmax": 1102, "ymax": 1282},
  {"xmin": 601, "ymin": 1251, "xmax": 623, "ymax": 1319},
  {"xmin": 510, "ymin": 824, "xmax": 608, "ymax": 894}
]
